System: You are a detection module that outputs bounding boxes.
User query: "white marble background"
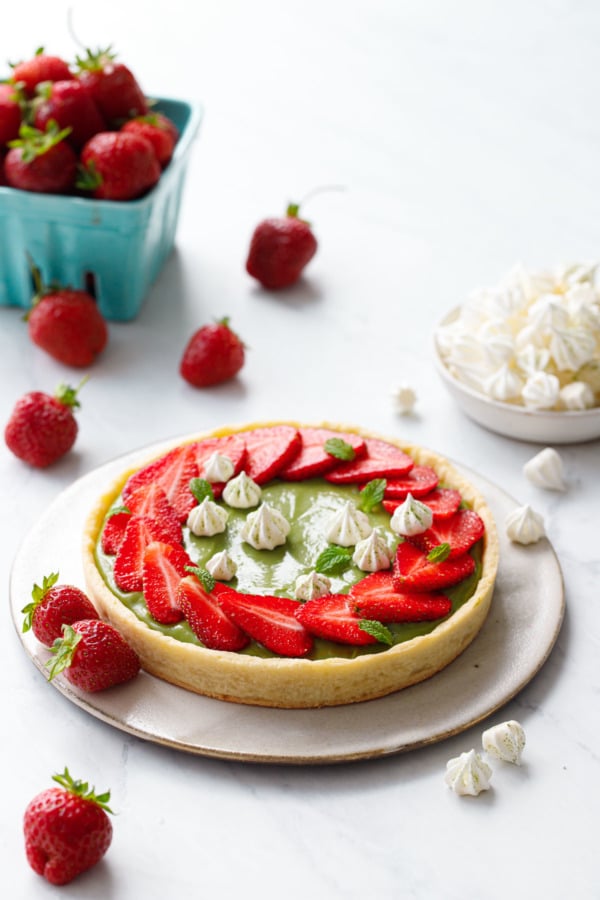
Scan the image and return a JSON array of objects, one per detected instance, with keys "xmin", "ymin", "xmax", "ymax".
[{"xmin": 1, "ymin": 1, "xmax": 598, "ymax": 897}]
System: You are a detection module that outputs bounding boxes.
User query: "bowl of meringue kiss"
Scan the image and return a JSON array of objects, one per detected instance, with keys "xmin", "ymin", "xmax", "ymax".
[{"xmin": 434, "ymin": 262, "xmax": 600, "ymax": 443}]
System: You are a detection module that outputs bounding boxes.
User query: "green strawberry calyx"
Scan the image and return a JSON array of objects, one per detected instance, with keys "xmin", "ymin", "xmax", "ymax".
[
  {"xmin": 74, "ymin": 45, "xmax": 117, "ymax": 73},
  {"xmin": 46, "ymin": 623, "xmax": 82, "ymax": 680},
  {"xmin": 54, "ymin": 378, "xmax": 88, "ymax": 410},
  {"xmin": 21, "ymin": 571, "xmax": 59, "ymax": 632},
  {"xmin": 75, "ymin": 158, "xmax": 103, "ymax": 192},
  {"xmin": 52, "ymin": 766, "xmax": 114, "ymax": 813},
  {"xmin": 8, "ymin": 120, "xmax": 72, "ymax": 163}
]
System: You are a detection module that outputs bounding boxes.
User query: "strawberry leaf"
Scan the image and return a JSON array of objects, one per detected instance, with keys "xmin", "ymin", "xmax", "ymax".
[
  {"xmin": 358, "ymin": 619, "xmax": 394, "ymax": 645},
  {"xmin": 324, "ymin": 438, "xmax": 356, "ymax": 461},
  {"xmin": 427, "ymin": 542, "xmax": 451, "ymax": 563},
  {"xmin": 315, "ymin": 545, "xmax": 353, "ymax": 575},
  {"xmin": 189, "ymin": 478, "xmax": 214, "ymax": 504},
  {"xmin": 358, "ymin": 478, "xmax": 387, "ymax": 513}
]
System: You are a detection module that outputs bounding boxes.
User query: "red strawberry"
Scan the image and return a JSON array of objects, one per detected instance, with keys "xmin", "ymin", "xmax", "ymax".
[
  {"xmin": 125, "ymin": 482, "xmax": 182, "ymax": 543},
  {"xmin": 392, "ymin": 541, "xmax": 476, "ymax": 593},
  {"xmin": 23, "ymin": 768, "xmax": 113, "ymax": 886},
  {"xmin": 246, "ymin": 201, "xmax": 317, "ymax": 289},
  {"xmin": 21, "ymin": 572, "xmax": 98, "ymax": 647},
  {"xmin": 100, "ymin": 509, "xmax": 131, "ymax": 554},
  {"xmin": 383, "ymin": 466, "xmax": 440, "ymax": 499},
  {"xmin": 348, "ymin": 570, "xmax": 451, "ymax": 622},
  {"xmin": 123, "ymin": 444, "xmax": 198, "ymax": 522},
  {"xmin": 295, "ymin": 593, "xmax": 378, "ymax": 645},
  {"xmin": 11, "ymin": 50, "xmax": 73, "ymax": 95},
  {"xmin": 180, "ymin": 317, "xmax": 245, "ymax": 387},
  {"xmin": 33, "ymin": 79, "xmax": 106, "ymax": 149},
  {"xmin": 279, "ymin": 427, "xmax": 367, "ymax": 480},
  {"xmin": 325, "ymin": 438, "xmax": 414, "ymax": 484},
  {"xmin": 192, "ymin": 433, "xmax": 247, "ymax": 497},
  {"xmin": 121, "ymin": 113, "xmax": 178, "ymax": 166},
  {"xmin": 113, "ymin": 514, "xmax": 183, "ymax": 592},
  {"xmin": 4, "ymin": 382, "xmax": 82, "ymax": 468},
  {"xmin": 383, "ymin": 487, "xmax": 462, "ymax": 520},
  {"xmin": 76, "ymin": 47, "xmax": 148, "ymax": 123},
  {"xmin": 177, "ymin": 574, "xmax": 249, "ymax": 651},
  {"xmin": 141, "ymin": 541, "xmax": 192, "ymax": 624},
  {"xmin": 218, "ymin": 589, "xmax": 313, "ymax": 657},
  {"xmin": 47, "ymin": 619, "xmax": 140, "ymax": 691},
  {"xmin": 408, "ymin": 509, "xmax": 485, "ymax": 558},
  {"xmin": 0, "ymin": 83, "xmax": 22, "ymax": 144},
  {"xmin": 77, "ymin": 131, "xmax": 160, "ymax": 200},
  {"xmin": 5, "ymin": 121, "xmax": 77, "ymax": 193},
  {"xmin": 26, "ymin": 266, "xmax": 108, "ymax": 367},
  {"xmin": 240, "ymin": 425, "xmax": 302, "ymax": 484}
]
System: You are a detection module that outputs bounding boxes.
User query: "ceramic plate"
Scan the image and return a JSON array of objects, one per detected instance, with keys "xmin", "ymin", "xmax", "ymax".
[{"xmin": 9, "ymin": 444, "xmax": 564, "ymax": 765}]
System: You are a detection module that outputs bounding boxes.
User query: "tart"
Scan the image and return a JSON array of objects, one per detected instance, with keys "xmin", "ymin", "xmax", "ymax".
[{"xmin": 82, "ymin": 422, "xmax": 499, "ymax": 708}]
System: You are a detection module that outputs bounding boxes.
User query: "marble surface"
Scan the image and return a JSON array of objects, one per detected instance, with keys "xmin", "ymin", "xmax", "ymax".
[{"xmin": 1, "ymin": 2, "xmax": 598, "ymax": 896}]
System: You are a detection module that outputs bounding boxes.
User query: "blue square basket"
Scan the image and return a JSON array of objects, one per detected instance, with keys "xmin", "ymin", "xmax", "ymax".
[{"xmin": 0, "ymin": 97, "xmax": 202, "ymax": 321}]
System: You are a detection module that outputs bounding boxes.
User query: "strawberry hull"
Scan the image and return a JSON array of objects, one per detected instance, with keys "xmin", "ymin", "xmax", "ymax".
[{"xmin": 0, "ymin": 97, "xmax": 203, "ymax": 321}]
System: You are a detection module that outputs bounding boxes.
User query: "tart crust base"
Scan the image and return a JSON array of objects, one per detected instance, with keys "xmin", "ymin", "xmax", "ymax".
[{"xmin": 82, "ymin": 422, "xmax": 499, "ymax": 708}]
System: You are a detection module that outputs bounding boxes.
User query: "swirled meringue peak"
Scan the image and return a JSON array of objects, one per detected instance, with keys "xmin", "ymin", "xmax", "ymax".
[
  {"xmin": 393, "ymin": 383, "xmax": 417, "ymax": 415},
  {"xmin": 390, "ymin": 493, "xmax": 433, "ymax": 537},
  {"xmin": 523, "ymin": 447, "xmax": 566, "ymax": 491},
  {"xmin": 482, "ymin": 720, "xmax": 526, "ymax": 765},
  {"xmin": 352, "ymin": 529, "xmax": 393, "ymax": 572},
  {"xmin": 203, "ymin": 451, "xmax": 235, "ymax": 483},
  {"xmin": 205, "ymin": 550, "xmax": 238, "ymax": 581},
  {"xmin": 222, "ymin": 471, "xmax": 262, "ymax": 508},
  {"xmin": 187, "ymin": 498, "xmax": 229, "ymax": 537},
  {"xmin": 325, "ymin": 501, "xmax": 372, "ymax": 547},
  {"xmin": 505, "ymin": 504, "xmax": 545, "ymax": 545},
  {"xmin": 294, "ymin": 571, "xmax": 331, "ymax": 601},
  {"xmin": 559, "ymin": 381, "xmax": 595, "ymax": 410},
  {"xmin": 444, "ymin": 749, "xmax": 492, "ymax": 796},
  {"xmin": 241, "ymin": 503, "xmax": 291, "ymax": 550}
]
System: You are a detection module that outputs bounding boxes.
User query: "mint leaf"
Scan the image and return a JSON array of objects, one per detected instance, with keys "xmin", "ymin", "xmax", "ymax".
[
  {"xmin": 427, "ymin": 542, "xmax": 451, "ymax": 563},
  {"xmin": 358, "ymin": 478, "xmax": 387, "ymax": 513},
  {"xmin": 185, "ymin": 565, "xmax": 215, "ymax": 592},
  {"xmin": 189, "ymin": 478, "xmax": 214, "ymax": 504},
  {"xmin": 359, "ymin": 619, "xmax": 393, "ymax": 645},
  {"xmin": 324, "ymin": 438, "xmax": 355, "ymax": 461},
  {"xmin": 315, "ymin": 545, "xmax": 353, "ymax": 575}
]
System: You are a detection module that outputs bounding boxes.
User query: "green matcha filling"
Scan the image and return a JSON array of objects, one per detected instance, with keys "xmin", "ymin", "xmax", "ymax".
[{"xmin": 95, "ymin": 478, "xmax": 482, "ymax": 660}]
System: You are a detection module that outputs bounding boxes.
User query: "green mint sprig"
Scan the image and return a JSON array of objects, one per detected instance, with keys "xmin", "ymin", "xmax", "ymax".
[
  {"xmin": 357, "ymin": 478, "xmax": 387, "ymax": 513},
  {"xmin": 324, "ymin": 438, "xmax": 355, "ymax": 461},
  {"xmin": 315, "ymin": 545, "xmax": 353, "ymax": 576}
]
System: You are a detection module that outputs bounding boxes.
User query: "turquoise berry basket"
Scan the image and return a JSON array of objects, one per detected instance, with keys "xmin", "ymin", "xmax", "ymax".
[{"xmin": 0, "ymin": 97, "xmax": 203, "ymax": 321}]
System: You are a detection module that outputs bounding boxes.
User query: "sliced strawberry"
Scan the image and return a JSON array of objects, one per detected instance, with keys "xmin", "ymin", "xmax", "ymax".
[
  {"xmin": 408, "ymin": 509, "xmax": 485, "ymax": 558},
  {"xmin": 239, "ymin": 425, "xmax": 302, "ymax": 484},
  {"xmin": 217, "ymin": 588, "xmax": 313, "ymax": 657},
  {"xmin": 383, "ymin": 487, "xmax": 462, "ymax": 520},
  {"xmin": 113, "ymin": 515, "xmax": 179, "ymax": 592},
  {"xmin": 295, "ymin": 593, "xmax": 377, "ymax": 645},
  {"xmin": 125, "ymin": 482, "xmax": 183, "ymax": 544},
  {"xmin": 392, "ymin": 541, "xmax": 475, "ymax": 593},
  {"xmin": 176, "ymin": 575, "xmax": 249, "ymax": 651},
  {"xmin": 279, "ymin": 427, "xmax": 367, "ymax": 480},
  {"xmin": 123, "ymin": 445, "xmax": 199, "ymax": 521},
  {"xmin": 192, "ymin": 433, "xmax": 247, "ymax": 498},
  {"xmin": 141, "ymin": 541, "xmax": 192, "ymax": 624},
  {"xmin": 348, "ymin": 570, "xmax": 451, "ymax": 622},
  {"xmin": 325, "ymin": 438, "xmax": 414, "ymax": 484},
  {"xmin": 100, "ymin": 510, "xmax": 131, "ymax": 555},
  {"xmin": 383, "ymin": 466, "xmax": 439, "ymax": 499}
]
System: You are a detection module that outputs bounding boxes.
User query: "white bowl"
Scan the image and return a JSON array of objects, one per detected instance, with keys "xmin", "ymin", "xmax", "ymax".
[{"xmin": 433, "ymin": 309, "xmax": 600, "ymax": 444}]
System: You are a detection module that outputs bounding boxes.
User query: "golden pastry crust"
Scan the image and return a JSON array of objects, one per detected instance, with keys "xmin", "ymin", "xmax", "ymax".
[{"xmin": 82, "ymin": 422, "xmax": 499, "ymax": 708}]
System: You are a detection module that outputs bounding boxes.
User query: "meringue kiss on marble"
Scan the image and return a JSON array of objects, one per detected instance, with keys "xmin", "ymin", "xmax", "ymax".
[
  {"xmin": 523, "ymin": 447, "xmax": 566, "ymax": 491},
  {"xmin": 482, "ymin": 721, "xmax": 526, "ymax": 765}
]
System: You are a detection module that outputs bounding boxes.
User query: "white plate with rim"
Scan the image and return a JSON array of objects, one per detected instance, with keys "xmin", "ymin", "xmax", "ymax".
[{"xmin": 9, "ymin": 445, "xmax": 565, "ymax": 765}]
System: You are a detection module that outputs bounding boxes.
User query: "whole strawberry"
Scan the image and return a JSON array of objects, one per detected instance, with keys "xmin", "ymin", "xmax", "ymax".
[
  {"xmin": 27, "ymin": 267, "xmax": 108, "ymax": 367},
  {"xmin": 5, "ymin": 121, "xmax": 77, "ymax": 194},
  {"xmin": 246, "ymin": 201, "xmax": 318, "ymax": 289},
  {"xmin": 11, "ymin": 48, "xmax": 73, "ymax": 96},
  {"xmin": 33, "ymin": 79, "xmax": 106, "ymax": 150},
  {"xmin": 22, "ymin": 572, "xmax": 98, "ymax": 647},
  {"xmin": 77, "ymin": 131, "xmax": 160, "ymax": 200},
  {"xmin": 24, "ymin": 768, "xmax": 113, "ymax": 886},
  {"xmin": 5, "ymin": 382, "xmax": 83, "ymax": 468},
  {"xmin": 75, "ymin": 46, "xmax": 148, "ymax": 123},
  {"xmin": 47, "ymin": 620, "xmax": 140, "ymax": 691},
  {"xmin": 121, "ymin": 112, "xmax": 179, "ymax": 167},
  {"xmin": 0, "ymin": 83, "xmax": 22, "ymax": 145},
  {"xmin": 180, "ymin": 317, "xmax": 245, "ymax": 387}
]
